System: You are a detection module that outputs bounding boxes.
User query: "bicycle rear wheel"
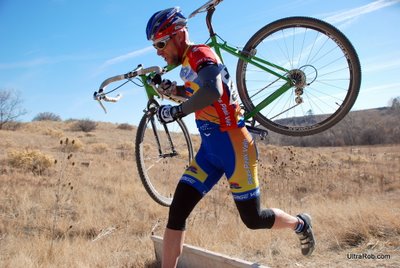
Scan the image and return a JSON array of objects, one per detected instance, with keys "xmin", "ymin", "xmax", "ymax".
[
  {"xmin": 135, "ymin": 111, "xmax": 193, "ymax": 207},
  {"xmin": 236, "ymin": 17, "xmax": 361, "ymax": 136}
]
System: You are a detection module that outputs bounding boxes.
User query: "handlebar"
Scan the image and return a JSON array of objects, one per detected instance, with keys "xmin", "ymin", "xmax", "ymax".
[
  {"xmin": 98, "ymin": 65, "xmax": 162, "ymax": 91},
  {"xmin": 93, "ymin": 65, "xmax": 163, "ymax": 113}
]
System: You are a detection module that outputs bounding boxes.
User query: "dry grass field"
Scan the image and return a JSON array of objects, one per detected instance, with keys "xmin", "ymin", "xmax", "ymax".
[{"xmin": 0, "ymin": 121, "xmax": 399, "ymax": 268}]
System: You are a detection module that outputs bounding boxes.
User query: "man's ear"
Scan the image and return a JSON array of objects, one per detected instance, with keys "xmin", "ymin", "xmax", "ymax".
[
  {"xmin": 176, "ymin": 28, "xmax": 188, "ymax": 43},
  {"xmin": 175, "ymin": 30, "xmax": 185, "ymax": 43}
]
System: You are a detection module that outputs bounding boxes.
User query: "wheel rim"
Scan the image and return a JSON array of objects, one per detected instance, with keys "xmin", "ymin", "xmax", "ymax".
[{"xmin": 237, "ymin": 18, "xmax": 360, "ymax": 136}]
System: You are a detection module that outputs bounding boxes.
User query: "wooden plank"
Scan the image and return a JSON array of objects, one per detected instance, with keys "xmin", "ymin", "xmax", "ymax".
[{"xmin": 151, "ymin": 235, "xmax": 269, "ymax": 268}]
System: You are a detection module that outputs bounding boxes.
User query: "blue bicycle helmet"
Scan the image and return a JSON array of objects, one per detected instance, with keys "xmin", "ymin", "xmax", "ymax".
[{"xmin": 146, "ymin": 7, "xmax": 187, "ymax": 41}]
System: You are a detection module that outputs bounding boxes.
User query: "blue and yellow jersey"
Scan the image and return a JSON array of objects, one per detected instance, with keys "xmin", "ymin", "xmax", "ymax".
[
  {"xmin": 180, "ymin": 45, "xmax": 245, "ymax": 132},
  {"xmin": 177, "ymin": 45, "xmax": 260, "ymax": 201}
]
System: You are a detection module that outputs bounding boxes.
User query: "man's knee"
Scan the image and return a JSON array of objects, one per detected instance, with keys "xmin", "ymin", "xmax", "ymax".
[
  {"xmin": 239, "ymin": 208, "xmax": 275, "ymax": 229},
  {"xmin": 167, "ymin": 213, "xmax": 187, "ymax": 231},
  {"xmin": 167, "ymin": 182, "xmax": 203, "ymax": 231},
  {"xmin": 235, "ymin": 197, "xmax": 275, "ymax": 229}
]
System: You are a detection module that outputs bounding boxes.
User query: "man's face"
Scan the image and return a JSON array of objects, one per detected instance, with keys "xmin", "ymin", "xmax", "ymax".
[{"xmin": 154, "ymin": 35, "xmax": 180, "ymax": 66}]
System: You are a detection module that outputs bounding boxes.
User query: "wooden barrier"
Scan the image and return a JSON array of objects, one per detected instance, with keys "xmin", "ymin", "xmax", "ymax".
[{"xmin": 151, "ymin": 235, "xmax": 269, "ymax": 268}]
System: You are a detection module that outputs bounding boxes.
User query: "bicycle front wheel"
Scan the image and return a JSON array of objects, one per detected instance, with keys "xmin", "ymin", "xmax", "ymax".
[
  {"xmin": 237, "ymin": 17, "xmax": 361, "ymax": 136},
  {"xmin": 135, "ymin": 112, "xmax": 193, "ymax": 207}
]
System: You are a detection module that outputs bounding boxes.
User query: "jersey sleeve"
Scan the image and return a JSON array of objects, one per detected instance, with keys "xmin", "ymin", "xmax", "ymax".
[{"xmin": 187, "ymin": 45, "xmax": 218, "ymax": 73}]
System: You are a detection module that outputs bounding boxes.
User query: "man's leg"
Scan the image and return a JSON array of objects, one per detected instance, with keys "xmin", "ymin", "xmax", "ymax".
[
  {"xmin": 162, "ymin": 228, "xmax": 185, "ymax": 268},
  {"xmin": 267, "ymin": 208, "xmax": 315, "ymax": 256},
  {"xmin": 269, "ymin": 208, "xmax": 299, "ymax": 229},
  {"xmin": 163, "ymin": 182, "xmax": 203, "ymax": 267},
  {"xmin": 235, "ymin": 197, "xmax": 315, "ymax": 256}
]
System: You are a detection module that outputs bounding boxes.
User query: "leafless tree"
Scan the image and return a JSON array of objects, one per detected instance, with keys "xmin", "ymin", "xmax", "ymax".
[
  {"xmin": 0, "ymin": 89, "xmax": 27, "ymax": 129},
  {"xmin": 389, "ymin": 96, "xmax": 400, "ymax": 113}
]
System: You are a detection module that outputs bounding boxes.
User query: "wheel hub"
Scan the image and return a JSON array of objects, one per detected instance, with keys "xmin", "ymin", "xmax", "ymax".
[{"xmin": 288, "ymin": 69, "xmax": 307, "ymax": 88}]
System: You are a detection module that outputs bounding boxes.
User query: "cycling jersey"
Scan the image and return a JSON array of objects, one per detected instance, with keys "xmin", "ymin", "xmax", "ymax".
[
  {"xmin": 180, "ymin": 45, "xmax": 245, "ymax": 132},
  {"xmin": 178, "ymin": 45, "xmax": 260, "ymax": 201}
]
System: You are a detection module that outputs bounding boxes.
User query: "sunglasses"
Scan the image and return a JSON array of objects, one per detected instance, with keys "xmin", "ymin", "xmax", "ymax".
[{"xmin": 153, "ymin": 36, "xmax": 171, "ymax": 50}]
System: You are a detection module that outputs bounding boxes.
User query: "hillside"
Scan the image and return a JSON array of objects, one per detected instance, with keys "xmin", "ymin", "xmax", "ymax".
[
  {"xmin": 0, "ymin": 121, "xmax": 399, "ymax": 267},
  {"xmin": 266, "ymin": 107, "xmax": 400, "ymax": 147}
]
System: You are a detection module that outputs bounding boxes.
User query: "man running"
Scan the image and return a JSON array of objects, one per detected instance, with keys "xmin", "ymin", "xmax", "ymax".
[{"xmin": 146, "ymin": 7, "xmax": 315, "ymax": 267}]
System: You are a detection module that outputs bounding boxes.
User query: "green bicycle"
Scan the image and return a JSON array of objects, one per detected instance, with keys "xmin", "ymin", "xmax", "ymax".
[{"xmin": 94, "ymin": 0, "xmax": 361, "ymax": 206}]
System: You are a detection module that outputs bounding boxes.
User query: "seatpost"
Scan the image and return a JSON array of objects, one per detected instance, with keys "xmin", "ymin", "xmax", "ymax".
[
  {"xmin": 206, "ymin": 7, "xmax": 216, "ymax": 37},
  {"xmin": 205, "ymin": 5, "xmax": 223, "ymax": 62}
]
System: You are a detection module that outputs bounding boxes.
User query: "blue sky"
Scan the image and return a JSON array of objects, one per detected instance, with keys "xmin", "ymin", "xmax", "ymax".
[{"xmin": 1, "ymin": 0, "xmax": 399, "ymax": 127}]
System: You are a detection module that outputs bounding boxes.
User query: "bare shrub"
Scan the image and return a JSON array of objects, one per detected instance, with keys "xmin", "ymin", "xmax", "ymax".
[
  {"xmin": 44, "ymin": 128, "xmax": 65, "ymax": 138},
  {"xmin": 117, "ymin": 141, "xmax": 134, "ymax": 151},
  {"xmin": 1, "ymin": 121, "xmax": 22, "ymax": 131},
  {"xmin": 117, "ymin": 123, "xmax": 134, "ymax": 130},
  {"xmin": 7, "ymin": 149, "xmax": 54, "ymax": 175},
  {"xmin": 71, "ymin": 119, "xmax": 97, "ymax": 132},
  {"xmin": 360, "ymin": 127, "xmax": 384, "ymax": 145},
  {"xmin": 339, "ymin": 229, "xmax": 368, "ymax": 248},
  {"xmin": 32, "ymin": 112, "xmax": 62, "ymax": 122},
  {"xmin": 91, "ymin": 143, "xmax": 110, "ymax": 154},
  {"xmin": 116, "ymin": 141, "xmax": 134, "ymax": 159}
]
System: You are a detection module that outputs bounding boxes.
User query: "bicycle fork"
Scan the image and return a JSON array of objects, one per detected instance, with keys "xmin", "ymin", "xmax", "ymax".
[{"xmin": 147, "ymin": 110, "xmax": 178, "ymax": 159}]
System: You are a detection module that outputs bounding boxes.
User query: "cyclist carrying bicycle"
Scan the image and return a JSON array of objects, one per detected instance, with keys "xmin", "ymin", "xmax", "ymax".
[{"xmin": 146, "ymin": 7, "xmax": 315, "ymax": 267}]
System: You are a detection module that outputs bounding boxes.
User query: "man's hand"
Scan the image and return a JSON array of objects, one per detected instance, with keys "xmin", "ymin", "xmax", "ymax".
[
  {"xmin": 159, "ymin": 79, "xmax": 177, "ymax": 96},
  {"xmin": 157, "ymin": 104, "xmax": 184, "ymax": 124}
]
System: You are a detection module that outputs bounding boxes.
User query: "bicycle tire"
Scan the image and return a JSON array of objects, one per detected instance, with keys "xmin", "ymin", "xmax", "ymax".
[
  {"xmin": 135, "ymin": 111, "xmax": 194, "ymax": 207},
  {"xmin": 236, "ymin": 16, "xmax": 361, "ymax": 136}
]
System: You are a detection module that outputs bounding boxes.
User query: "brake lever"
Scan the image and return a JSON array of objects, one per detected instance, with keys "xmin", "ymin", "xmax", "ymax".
[
  {"xmin": 93, "ymin": 91, "xmax": 108, "ymax": 113},
  {"xmin": 97, "ymin": 99, "xmax": 107, "ymax": 113},
  {"xmin": 93, "ymin": 90, "xmax": 122, "ymax": 113}
]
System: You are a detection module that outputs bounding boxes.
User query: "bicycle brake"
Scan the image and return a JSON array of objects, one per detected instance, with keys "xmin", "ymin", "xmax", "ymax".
[{"xmin": 246, "ymin": 125, "xmax": 268, "ymax": 140}]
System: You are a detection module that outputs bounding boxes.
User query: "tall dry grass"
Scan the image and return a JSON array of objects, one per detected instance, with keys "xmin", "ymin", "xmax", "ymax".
[{"xmin": 0, "ymin": 121, "xmax": 399, "ymax": 267}]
